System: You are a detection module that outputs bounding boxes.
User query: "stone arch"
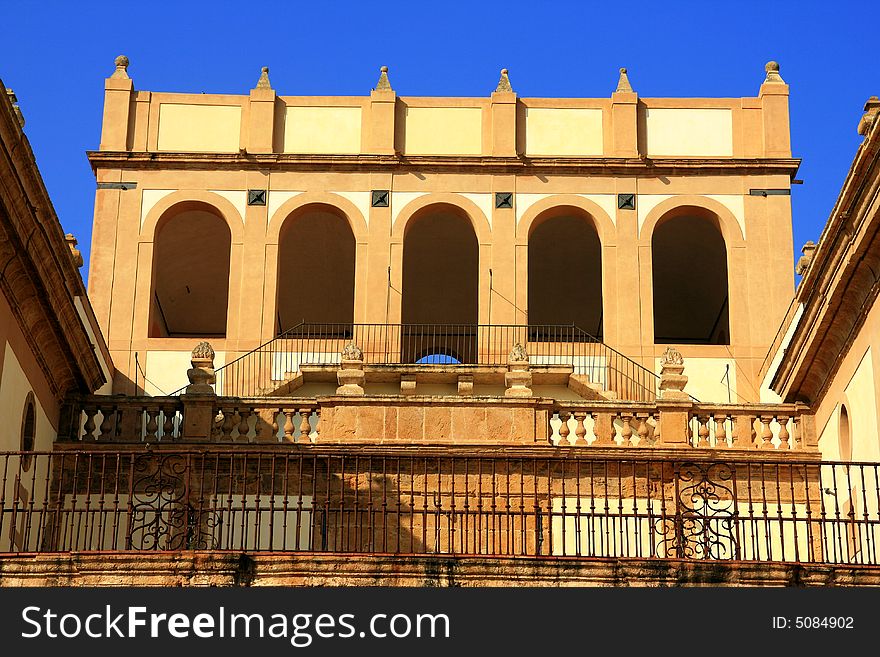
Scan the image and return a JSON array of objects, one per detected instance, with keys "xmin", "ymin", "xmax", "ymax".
[
  {"xmin": 392, "ymin": 193, "xmax": 492, "ymax": 244},
  {"xmin": 274, "ymin": 204, "xmax": 357, "ymax": 333},
  {"xmin": 523, "ymin": 203, "xmax": 605, "ymax": 338},
  {"xmin": 267, "ymin": 192, "xmax": 368, "ymax": 245},
  {"xmin": 140, "ymin": 190, "xmax": 244, "ymax": 244},
  {"xmin": 639, "ymin": 195, "xmax": 745, "ymax": 246},
  {"xmin": 148, "ymin": 200, "xmax": 233, "ymax": 337},
  {"xmin": 649, "ymin": 202, "xmax": 732, "ymax": 344},
  {"xmin": 516, "ymin": 195, "xmax": 616, "ymax": 246}
]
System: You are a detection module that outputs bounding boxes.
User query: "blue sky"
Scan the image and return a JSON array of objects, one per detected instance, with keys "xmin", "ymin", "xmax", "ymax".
[{"xmin": 1, "ymin": 0, "xmax": 875, "ymax": 278}]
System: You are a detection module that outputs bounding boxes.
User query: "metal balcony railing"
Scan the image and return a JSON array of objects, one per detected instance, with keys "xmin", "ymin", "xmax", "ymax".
[
  {"xmin": 0, "ymin": 449, "xmax": 875, "ymax": 564},
  {"xmin": 172, "ymin": 323, "xmax": 660, "ymax": 401}
]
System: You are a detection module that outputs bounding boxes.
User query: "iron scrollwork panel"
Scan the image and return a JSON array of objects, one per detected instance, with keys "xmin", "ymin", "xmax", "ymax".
[
  {"xmin": 127, "ymin": 453, "xmax": 219, "ymax": 550},
  {"xmin": 655, "ymin": 462, "xmax": 740, "ymax": 560}
]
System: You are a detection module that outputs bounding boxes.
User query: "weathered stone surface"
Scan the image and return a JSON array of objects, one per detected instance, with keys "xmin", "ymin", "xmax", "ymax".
[{"xmin": 2, "ymin": 552, "xmax": 879, "ymax": 587}]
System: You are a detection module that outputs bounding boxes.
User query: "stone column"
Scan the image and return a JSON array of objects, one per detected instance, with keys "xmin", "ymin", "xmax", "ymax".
[
  {"xmin": 337, "ymin": 342, "xmax": 366, "ymax": 396},
  {"xmin": 182, "ymin": 342, "xmax": 217, "ymax": 442},
  {"xmin": 505, "ymin": 343, "xmax": 532, "ymax": 397}
]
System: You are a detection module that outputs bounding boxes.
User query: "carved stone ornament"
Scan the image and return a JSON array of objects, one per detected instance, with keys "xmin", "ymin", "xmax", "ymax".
[
  {"xmin": 256, "ymin": 66, "xmax": 272, "ymax": 89},
  {"xmin": 615, "ymin": 67, "xmax": 633, "ymax": 93},
  {"xmin": 374, "ymin": 66, "xmax": 392, "ymax": 91},
  {"xmin": 795, "ymin": 240, "xmax": 817, "ymax": 276},
  {"xmin": 341, "ymin": 341, "xmax": 363, "ymax": 361},
  {"xmin": 857, "ymin": 96, "xmax": 880, "ymax": 136},
  {"xmin": 764, "ymin": 60, "xmax": 785, "ymax": 84},
  {"xmin": 509, "ymin": 343, "xmax": 529, "ymax": 363},
  {"xmin": 495, "ymin": 68, "xmax": 514, "ymax": 93},
  {"xmin": 111, "ymin": 55, "xmax": 130, "ymax": 80},
  {"xmin": 661, "ymin": 346, "xmax": 683, "ymax": 367},
  {"xmin": 192, "ymin": 341, "xmax": 215, "ymax": 362},
  {"xmin": 65, "ymin": 233, "xmax": 83, "ymax": 268},
  {"xmin": 186, "ymin": 342, "xmax": 216, "ymax": 394}
]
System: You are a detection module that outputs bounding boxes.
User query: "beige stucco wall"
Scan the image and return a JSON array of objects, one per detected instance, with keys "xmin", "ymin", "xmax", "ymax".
[
  {"xmin": 283, "ymin": 106, "xmax": 362, "ymax": 154},
  {"xmin": 0, "ymin": 342, "xmax": 54, "ymax": 451},
  {"xmin": 815, "ymin": 298, "xmax": 880, "ymax": 462},
  {"xmin": 143, "ymin": 349, "xmax": 226, "ymax": 396},
  {"xmin": 403, "ymin": 107, "xmax": 483, "ymax": 155},
  {"xmin": 525, "ymin": 108, "xmax": 603, "ymax": 156},
  {"xmin": 644, "ymin": 108, "xmax": 734, "ymax": 157},
  {"xmin": 656, "ymin": 356, "xmax": 738, "ymax": 403},
  {"xmin": 157, "ymin": 104, "xmax": 242, "ymax": 152}
]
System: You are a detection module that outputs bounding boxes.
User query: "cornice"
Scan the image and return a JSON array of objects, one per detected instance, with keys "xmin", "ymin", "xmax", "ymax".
[
  {"xmin": 0, "ymin": 81, "xmax": 106, "ymax": 397},
  {"xmin": 87, "ymin": 150, "xmax": 801, "ymax": 178},
  {"xmin": 771, "ymin": 114, "xmax": 880, "ymax": 404}
]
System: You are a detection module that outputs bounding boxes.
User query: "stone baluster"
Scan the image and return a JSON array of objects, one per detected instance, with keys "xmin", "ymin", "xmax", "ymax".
[
  {"xmin": 98, "ymin": 405, "xmax": 115, "ymax": 441},
  {"xmin": 557, "ymin": 410, "xmax": 571, "ymax": 445},
  {"xmin": 82, "ymin": 406, "xmax": 98, "ymax": 441},
  {"xmin": 714, "ymin": 413, "xmax": 728, "ymax": 448},
  {"xmin": 777, "ymin": 415, "xmax": 791, "ymax": 450},
  {"xmin": 299, "ymin": 409, "xmax": 313, "ymax": 443},
  {"xmin": 162, "ymin": 407, "xmax": 176, "ymax": 441},
  {"xmin": 145, "ymin": 408, "xmax": 159, "ymax": 441},
  {"xmin": 696, "ymin": 414, "xmax": 710, "ymax": 448},
  {"xmin": 282, "ymin": 409, "xmax": 296, "ymax": 443},
  {"xmin": 237, "ymin": 408, "xmax": 251, "ymax": 443},
  {"xmin": 637, "ymin": 414, "xmax": 650, "ymax": 446},
  {"xmin": 759, "ymin": 415, "xmax": 775, "ymax": 449},
  {"xmin": 620, "ymin": 413, "xmax": 634, "ymax": 447},
  {"xmin": 573, "ymin": 411, "xmax": 588, "ymax": 446},
  {"xmin": 219, "ymin": 408, "xmax": 235, "ymax": 442}
]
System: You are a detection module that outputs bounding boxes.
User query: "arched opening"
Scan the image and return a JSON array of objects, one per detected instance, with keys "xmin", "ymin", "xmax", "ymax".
[
  {"xmin": 652, "ymin": 209, "xmax": 729, "ymax": 344},
  {"xmin": 528, "ymin": 209, "xmax": 603, "ymax": 339},
  {"xmin": 839, "ymin": 404, "xmax": 860, "ymax": 559},
  {"xmin": 149, "ymin": 203, "xmax": 231, "ymax": 337},
  {"xmin": 276, "ymin": 205, "xmax": 355, "ymax": 335},
  {"xmin": 20, "ymin": 392, "xmax": 36, "ymax": 471},
  {"xmin": 401, "ymin": 204, "xmax": 479, "ymax": 362},
  {"xmin": 839, "ymin": 404, "xmax": 852, "ymax": 461}
]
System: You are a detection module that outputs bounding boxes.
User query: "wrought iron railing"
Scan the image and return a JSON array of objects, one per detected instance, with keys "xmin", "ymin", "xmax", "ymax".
[
  {"xmin": 171, "ymin": 323, "xmax": 660, "ymax": 401},
  {"xmin": 1, "ymin": 449, "xmax": 875, "ymax": 564}
]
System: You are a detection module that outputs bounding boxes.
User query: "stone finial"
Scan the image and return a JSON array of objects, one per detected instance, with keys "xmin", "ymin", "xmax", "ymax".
[
  {"xmin": 615, "ymin": 67, "xmax": 633, "ymax": 93},
  {"xmin": 795, "ymin": 240, "xmax": 817, "ymax": 276},
  {"xmin": 857, "ymin": 96, "xmax": 880, "ymax": 136},
  {"xmin": 186, "ymin": 341, "xmax": 216, "ymax": 394},
  {"xmin": 111, "ymin": 55, "xmax": 130, "ymax": 80},
  {"xmin": 495, "ymin": 68, "xmax": 514, "ymax": 93},
  {"xmin": 659, "ymin": 347, "xmax": 688, "ymax": 400},
  {"xmin": 374, "ymin": 65, "xmax": 392, "ymax": 91},
  {"xmin": 5, "ymin": 88, "xmax": 24, "ymax": 128},
  {"xmin": 505, "ymin": 343, "xmax": 532, "ymax": 396},
  {"xmin": 764, "ymin": 60, "xmax": 785, "ymax": 84},
  {"xmin": 341, "ymin": 341, "xmax": 364, "ymax": 362},
  {"xmin": 508, "ymin": 342, "xmax": 529, "ymax": 364},
  {"xmin": 64, "ymin": 233, "xmax": 84, "ymax": 268},
  {"xmin": 256, "ymin": 66, "xmax": 272, "ymax": 89}
]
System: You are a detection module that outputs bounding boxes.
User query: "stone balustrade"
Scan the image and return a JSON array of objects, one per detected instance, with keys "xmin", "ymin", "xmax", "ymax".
[{"xmin": 59, "ymin": 394, "xmax": 816, "ymax": 453}]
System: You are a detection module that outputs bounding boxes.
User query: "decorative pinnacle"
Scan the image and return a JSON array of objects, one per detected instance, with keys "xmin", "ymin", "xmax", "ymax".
[
  {"xmin": 764, "ymin": 60, "xmax": 785, "ymax": 84},
  {"xmin": 256, "ymin": 66, "xmax": 272, "ymax": 89},
  {"xmin": 495, "ymin": 68, "xmax": 514, "ymax": 93},
  {"xmin": 615, "ymin": 67, "xmax": 633, "ymax": 93},
  {"xmin": 111, "ymin": 55, "xmax": 130, "ymax": 80},
  {"xmin": 374, "ymin": 65, "xmax": 392, "ymax": 91}
]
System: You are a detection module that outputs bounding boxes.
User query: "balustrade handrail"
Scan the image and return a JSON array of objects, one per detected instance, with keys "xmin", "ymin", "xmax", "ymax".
[{"xmin": 168, "ymin": 323, "xmax": 661, "ymax": 401}]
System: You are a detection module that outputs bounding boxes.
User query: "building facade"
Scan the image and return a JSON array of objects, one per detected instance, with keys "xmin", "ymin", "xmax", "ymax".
[
  {"xmin": 3, "ymin": 59, "xmax": 880, "ymax": 586},
  {"xmin": 88, "ymin": 59, "xmax": 796, "ymax": 404}
]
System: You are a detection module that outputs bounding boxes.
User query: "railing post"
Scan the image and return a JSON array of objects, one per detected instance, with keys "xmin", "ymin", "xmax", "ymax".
[
  {"xmin": 181, "ymin": 342, "xmax": 217, "ymax": 442},
  {"xmin": 656, "ymin": 347, "xmax": 692, "ymax": 447}
]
